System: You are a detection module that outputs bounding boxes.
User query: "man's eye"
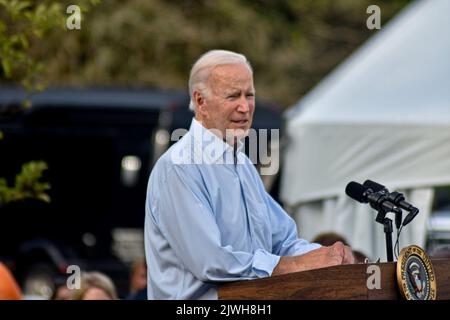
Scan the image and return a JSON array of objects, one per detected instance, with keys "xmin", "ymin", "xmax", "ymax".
[
  {"xmin": 227, "ymin": 94, "xmax": 239, "ymax": 99},
  {"xmin": 246, "ymin": 93, "xmax": 255, "ymax": 98}
]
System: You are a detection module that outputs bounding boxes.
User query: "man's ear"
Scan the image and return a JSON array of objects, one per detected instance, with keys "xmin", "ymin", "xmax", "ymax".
[{"xmin": 193, "ymin": 90, "xmax": 206, "ymax": 115}]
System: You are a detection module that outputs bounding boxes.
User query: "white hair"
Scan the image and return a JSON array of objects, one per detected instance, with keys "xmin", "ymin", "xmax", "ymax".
[{"xmin": 188, "ymin": 49, "xmax": 253, "ymax": 112}]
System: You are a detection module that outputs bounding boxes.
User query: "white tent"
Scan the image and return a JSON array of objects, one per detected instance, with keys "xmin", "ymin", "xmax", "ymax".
[{"xmin": 281, "ymin": 0, "xmax": 450, "ymax": 261}]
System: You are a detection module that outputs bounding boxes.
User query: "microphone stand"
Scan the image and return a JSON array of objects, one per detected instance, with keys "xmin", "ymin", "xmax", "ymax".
[{"xmin": 375, "ymin": 209, "xmax": 394, "ymax": 262}]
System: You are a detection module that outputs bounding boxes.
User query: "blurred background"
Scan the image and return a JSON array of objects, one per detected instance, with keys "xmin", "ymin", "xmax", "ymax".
[{"xmin": 1, "ymin": 0, "xmax": 449, "ymax": 300}]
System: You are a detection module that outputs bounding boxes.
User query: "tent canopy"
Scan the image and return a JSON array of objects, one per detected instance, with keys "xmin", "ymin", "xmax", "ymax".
[{"xmin": 281, "ymin": 0, "xmax": 450, "ymax": 206}]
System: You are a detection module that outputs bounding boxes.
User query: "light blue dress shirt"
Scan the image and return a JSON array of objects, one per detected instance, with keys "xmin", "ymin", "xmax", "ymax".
[{"xmin": 144, "ymin": 118, "xmax": 320, "ymax": 299}]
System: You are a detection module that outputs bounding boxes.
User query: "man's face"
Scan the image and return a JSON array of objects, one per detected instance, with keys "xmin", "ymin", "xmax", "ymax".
[{"xmin": 195, "ymin": 63, "xmax": 255, "ymax": 141}]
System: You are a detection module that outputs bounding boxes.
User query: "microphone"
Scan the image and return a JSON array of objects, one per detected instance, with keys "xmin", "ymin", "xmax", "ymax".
[
  {"xmin": 346, "ymin": 181, "xmax": 402, "ymax": 262},
  {"xmin": 363, "ymin": 180, "xmax": 402, "ymax": 229},
  {"xmin": 363, "ymin": 180, "xmax": 416, "ymax": 212},
  {"xmin": 363, "ymin": 179, "xmax": 386, "ymax": 192},
  {"xmin": 345, "ymin": 181, "xmax": 402, "ymax": 215},
  {"xmin": 402, "ymin": 207, "xmax": 419, "ymax": 227},
  {"xmin": 363, "ymin": 180, "xmax": 419, "ymax": 227}
]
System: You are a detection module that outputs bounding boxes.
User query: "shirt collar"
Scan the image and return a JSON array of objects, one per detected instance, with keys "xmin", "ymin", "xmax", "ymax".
[{"xmin": 189, "ymin": 118, "xmax": 244, "ymax": 164}]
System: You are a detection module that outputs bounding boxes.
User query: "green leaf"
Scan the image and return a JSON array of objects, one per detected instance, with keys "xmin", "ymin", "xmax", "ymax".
[
  {"xmin": 32, "ymin": 29, "xmax": 43, "ymax": 38},
  {"xmin": 17, "ymin": 1, "xmax": 32, "ymax": 13},
  {"xmin": 0, "ymin": 20, "xmax": 6, "ymax": 33},
  {"xmin": 18, "ymin": 33, "xmax": 29, "ymax": 49},
  {"xmin": 1, "ymin": 58, "xmax": 12, "ymax": 77},
  {"xmin": 36, "ymin": 193, "xmax": 51, "ymax": 203},
  {"xmin": 0, "ymin": 160, "xmax": 51, "ymax": 206}
]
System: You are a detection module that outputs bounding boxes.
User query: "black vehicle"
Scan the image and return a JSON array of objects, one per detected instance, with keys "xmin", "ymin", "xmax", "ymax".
[{"xmin": 0, "ymin": 86, "xmax": 282, "ymax": 298}]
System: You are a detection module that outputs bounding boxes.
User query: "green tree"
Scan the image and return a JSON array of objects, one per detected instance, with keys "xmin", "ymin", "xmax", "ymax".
[
  {"xmin": 5, "ymin": 0, "xmax": 409, "ymax": 108},
  {"xmin": 0, "ymin": 0, "xmax": 65, "ymax": 93},
  {"xmin": 0, "ymin": 161, "xmax": 50, "ymax": 208},
  {"xmin": 0, "ymin": 0, "xmax": 99, "ymax": 93},
  {"xmin": 0, "ymin": 0, "xmax": 98, "ymax": 207}
]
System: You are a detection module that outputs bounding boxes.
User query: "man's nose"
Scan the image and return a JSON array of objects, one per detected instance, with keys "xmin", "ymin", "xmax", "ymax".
[{"xmin": 236, "ymin": 96, "xmax": 250, "ymax": 113}]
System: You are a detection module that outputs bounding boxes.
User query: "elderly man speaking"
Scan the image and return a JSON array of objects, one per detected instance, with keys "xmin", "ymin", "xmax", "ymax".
[{"xmin": 144, "ymin": 49, "xmax": 354, "ymax": 300}]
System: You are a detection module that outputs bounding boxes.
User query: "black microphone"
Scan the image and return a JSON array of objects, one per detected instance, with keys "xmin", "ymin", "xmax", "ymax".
[
  {"xmin": 363, "ymin": 180, "xmax": 402, "ymax": 229},
  {"xmin": 363, "ymin": 180, "xmax": 419, "ymax": 226},
  {"xmin": 363, "ymin": 180, "xmax": 386, "ymax": 192},
  {"xmin": 363, "ymin": 180, "xmax": 416, "ymax": 211},
  {"xmin": 402, "ymin": 208, "xmax": 418, "ymax": 226},
  {"xmin": 345, "ymin": 181, "xmax": 402, "ymax": 215}
]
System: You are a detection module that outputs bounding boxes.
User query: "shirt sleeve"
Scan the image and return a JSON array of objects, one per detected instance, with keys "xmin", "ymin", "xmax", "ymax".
[
  {"xmin": 149, "ymin": 163, "xmax": 280, "ymax": 282},
  {"xmin": 264, "ymin": 189, "xmax": 321, "ymax": 257}
]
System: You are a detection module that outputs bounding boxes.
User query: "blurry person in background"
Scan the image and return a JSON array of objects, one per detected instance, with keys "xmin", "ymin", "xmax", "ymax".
[
  {"xmin": 126, "ymin": 257, "xmax": 147, "ymax": 300},
  {"xmin": 312, "ymin": 232, "xmax": 349, "ymax": 247},
  {"xmin": 51, "ymin": 277, "xmax": 72, "ymax": 300},
  {"xmin": 53, "ymin": 285, "xmax": 72, "ymax": 300},
  {"xmin": 352, "ymin": 250, "xmax": 369, "ymax": 263},
  {"xmin": 72, "ymin": 271, "xmax": 118, "ymax": 300},
  {"xmin": 0, "ymin": 262, "xmax": 22, "ymax": 300}
]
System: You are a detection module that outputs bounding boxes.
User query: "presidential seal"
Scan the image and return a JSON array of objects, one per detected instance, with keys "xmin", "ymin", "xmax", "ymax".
[{"xmin": 396, "ymin": 245, "xmax": 437, "ymax": 300}]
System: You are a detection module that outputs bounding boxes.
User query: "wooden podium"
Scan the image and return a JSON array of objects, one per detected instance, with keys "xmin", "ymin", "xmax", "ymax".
[{"xmin": 219, "ymin": 259, "xmax": 450, "ymax": 300}]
